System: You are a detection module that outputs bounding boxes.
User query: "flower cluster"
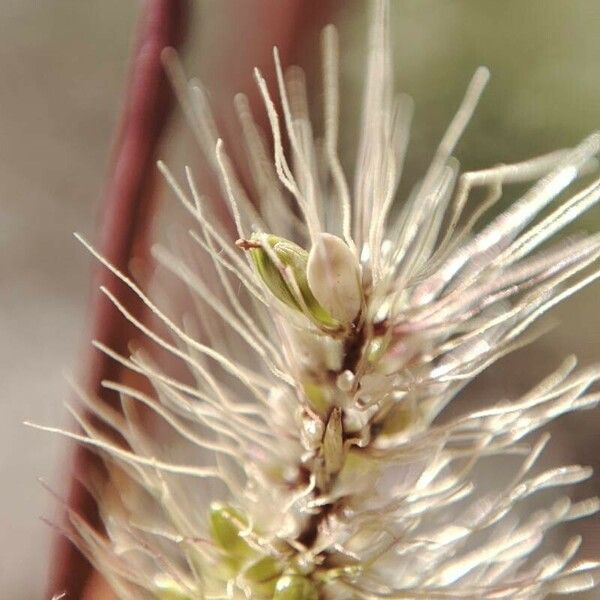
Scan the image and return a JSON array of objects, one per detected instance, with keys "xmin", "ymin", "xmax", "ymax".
[{"xmin": 35, "ymin": 2, "xmax": 600, "ymax": 598}]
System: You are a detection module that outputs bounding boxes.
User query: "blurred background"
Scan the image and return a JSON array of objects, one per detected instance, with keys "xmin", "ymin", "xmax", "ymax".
[{"xmin": 0, "ymin": 1, "xmax": 598, "ymax": 598}]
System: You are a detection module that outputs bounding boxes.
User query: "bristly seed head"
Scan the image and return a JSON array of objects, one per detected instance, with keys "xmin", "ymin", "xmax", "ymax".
[{"xmin": 33, "ymin": 1, "xmax": 600, "ymax": 598}]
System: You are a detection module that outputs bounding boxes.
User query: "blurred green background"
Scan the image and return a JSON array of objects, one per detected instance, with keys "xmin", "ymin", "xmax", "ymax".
[{"xmin": 338, "ymin": 0, "xmax": 600, "ymax": 232}]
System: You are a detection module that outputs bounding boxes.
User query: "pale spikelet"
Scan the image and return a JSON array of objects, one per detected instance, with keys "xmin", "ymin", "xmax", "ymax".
[{"xmin": 32, "ymin": 1, "xmax": 600, "ymax": 598}]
